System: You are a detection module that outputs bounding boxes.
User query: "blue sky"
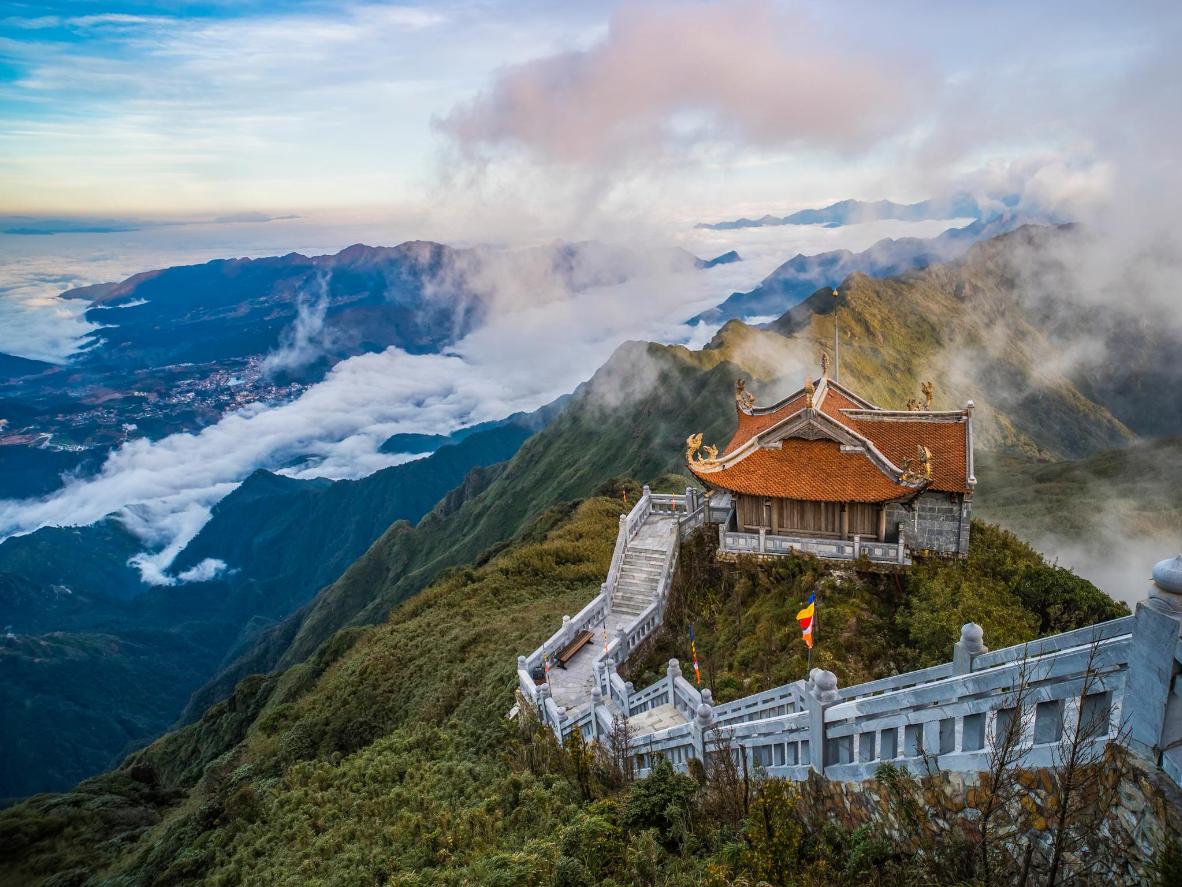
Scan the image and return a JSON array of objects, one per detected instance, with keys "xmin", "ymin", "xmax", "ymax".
[{"xmin": 0, "ymin": 1, "xmax": 1175, "ymax": 230}]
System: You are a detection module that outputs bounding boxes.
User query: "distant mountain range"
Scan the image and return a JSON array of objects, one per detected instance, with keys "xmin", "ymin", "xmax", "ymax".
[
  {"xmin": 0, "ymin": 406, "xmax": 555, "ymax": 798},
  {"xmin": 5, "ymin": 222, "xmax": 1181, "ymax": 803},
  {"xmin": 0, "ymin": 240, "xmax": 724, "ymax": 501},
  {"xmin": 690, "ymin": 213, "xmax": 1031, "ymax": 325},
  {"xmin": 695, "ymin": 191, "xmax": 1022, "ymax": 230}
]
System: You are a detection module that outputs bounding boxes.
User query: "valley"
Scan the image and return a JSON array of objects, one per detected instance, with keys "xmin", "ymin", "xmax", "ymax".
[{"xmin": 1, "ymin": 220, "xmax": 1179, "ymax": 857}]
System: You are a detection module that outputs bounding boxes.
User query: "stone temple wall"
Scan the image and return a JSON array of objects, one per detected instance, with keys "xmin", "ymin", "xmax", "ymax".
[
  {"xmin": 792, "ymin": 749, "xmax": 1182, "ymax": 886},
  {"xmin": 886, "ymin": 490, "xmax": 972, "ymax": 557}
]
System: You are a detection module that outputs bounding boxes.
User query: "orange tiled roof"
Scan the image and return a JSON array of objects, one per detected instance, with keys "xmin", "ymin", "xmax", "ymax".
[
  {"xmin": 695, "ymin": 377, "xmax": 972, "ymax": 500},
  {"xmin": 846, "ymin": 416, "xmax": 970, "ymax": 494},
  {"xmin": 722, "ymin": 393, "xmax": 807, "ymax": 455},
  {"xmin": 690, "ymin": 439, "xmax": 914, "ymax": 502}
]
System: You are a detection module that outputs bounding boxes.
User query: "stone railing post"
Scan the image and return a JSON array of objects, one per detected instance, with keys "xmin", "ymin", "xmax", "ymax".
[
  {"xmin": 686, "ymin": 486, "xmax": 695, "ymax": 515},
  {"xmin": 758, "ymin": 527, "xmax": 767, "ymax": 554},
  {"xmin": 953, "ymin": 623, "xmax": 988, "ymax": 675},
  {"xmin": 589, "ymin": 686, "xmax": 602, "ymax": 741},
  {"xmin": 561, "ymin": 614, "xmax": 572, "ymax": 646},
  {"xmin": 896, "ymin": 538, "xmax": 906, "ymax": 564},
  {"xmin": 605, "ymin": 658, "xmax": 619, "ymax": 704},
  {"xmin": 615, "ymin": 626, "xmax": 629, "ymax": 663},
  {"xmin": 667, "ymin": 658, "xmax": 682, "ymax": 708},
  {"xmin": 718, "ymin": 522, "xmax": 726, "ymax": 550},
  {"xmin": 852, "ymin": 534, "xmax": 860, "ymax": 559},
  {"xmin": 1125, "ymin": 601, "xmax": 1182, "ymax": 760},
  {"xmin": 601, "ymin": 580, "xmax": 611, "ymax": 612},
  {"xmin": 692, "ymin": 698, "xmax": 715, "ymax": 762},
  {"xmin": 804, "ymin": 669, "xmax": 838, "ymax": 774}
]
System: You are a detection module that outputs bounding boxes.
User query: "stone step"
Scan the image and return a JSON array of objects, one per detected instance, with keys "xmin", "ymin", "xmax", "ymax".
[
  {"xmin": 618, "ymin": 571, "xmax": 661, "ymax": 584},
  {"xmin": 622, "ymin": 561, "xmax": 664, "ymax": 573},
  {"xmin": 616, "ymin": 580, "xmax": 657, "ymax": 593},
  {"xmin": 626, "ymin": 547, "xmax": 667, "ymax": 558},
  {"xmin": 613, "ymin": 589, "xmax": 654, "ymax": 603},
  {"xmin": 620, "ymin": 561, "xmax": 662, "ymax": 573},
  {"xmin": 612, "ymin": 600, "xmax": 651, "ymax": 616}
]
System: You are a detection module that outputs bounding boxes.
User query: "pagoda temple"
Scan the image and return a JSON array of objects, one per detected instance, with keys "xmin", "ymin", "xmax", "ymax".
[{"xmin": 686, "ymin": 359, "xmax": 974, "ymax": 563}]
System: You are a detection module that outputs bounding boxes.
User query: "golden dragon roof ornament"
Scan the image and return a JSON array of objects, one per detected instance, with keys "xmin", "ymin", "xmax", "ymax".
[
  {"xmin": 899, "ymin": 444, "xmax": 934, "ymax": 484},
  {"xmin": 735, "ymin": 378, "xmax": 755, "ymax": 412},
  {"xmin": 820, "ymin": 351, "xmax": 830, "ymax": 378},
  {"xmin": 686, "ymin": 433, "xmax": 719, "ymax": 468},
  {"xmin": 803, "ymin": 376, "xmax": 815, "ymax": 409},
  {"xmin": 906, "ymin": 380, "xmax": 935, "ymax": 411}
]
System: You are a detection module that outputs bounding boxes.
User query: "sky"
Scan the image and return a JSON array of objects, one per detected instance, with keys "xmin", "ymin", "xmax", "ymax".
[
  {"xmin": 0, "ymin": 0, "xmax": 1172, "ymax": 230},
  {"xmin": 0, "ymin": 0, "xmax": 1179, "ymax": 594}
]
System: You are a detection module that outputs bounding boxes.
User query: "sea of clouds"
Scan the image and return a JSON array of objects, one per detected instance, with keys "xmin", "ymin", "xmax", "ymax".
[{"xmin": 0, "ymin": 215, "xmax": 966, "ymax": 582}]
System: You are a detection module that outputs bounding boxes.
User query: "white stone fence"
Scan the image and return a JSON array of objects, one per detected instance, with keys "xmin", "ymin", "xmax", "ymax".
[
  {"xmin": 623, "ymin": 609, "xmax": 1182, "ymax": 787},
  {"xmin": 517, "ymin": 487, "xmax": 702, "ymax": 727},
  {"xmin": 720, "ymin": 525, "xmax": 910, "ymax": 566},
  {"xmin": 518, "ymin": 490, "xmax": 1182, "ymax": 793}
]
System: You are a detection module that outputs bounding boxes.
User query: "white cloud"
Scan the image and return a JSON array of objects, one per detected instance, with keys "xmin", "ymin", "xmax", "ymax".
[{"xmin": 0, "ymin": 219, "xmax": 961, "ymax": 575}]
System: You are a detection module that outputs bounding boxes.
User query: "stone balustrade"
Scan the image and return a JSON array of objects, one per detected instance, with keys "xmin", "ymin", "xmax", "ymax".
[
  {"xmin": 517, "ymin": 492, "xmax": 1182, "ymax": 796},
  {"xmin": 720, "ymin": 525, "xmax": 910, "ymax": 565}
]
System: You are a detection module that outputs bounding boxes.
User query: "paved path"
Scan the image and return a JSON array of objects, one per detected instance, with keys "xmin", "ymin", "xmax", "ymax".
[{"xmin": 547, "ymin": 513, "xmax": 682, "ymax": 725}]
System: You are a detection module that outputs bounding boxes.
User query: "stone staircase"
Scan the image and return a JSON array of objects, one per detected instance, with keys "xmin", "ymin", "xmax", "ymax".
[{"xmin": 610, "ymin": 522, "xmax": 675, "ymax": 617}]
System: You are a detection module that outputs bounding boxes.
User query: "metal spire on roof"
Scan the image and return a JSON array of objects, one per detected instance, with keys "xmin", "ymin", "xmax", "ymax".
[{"xmin": 831, "ymin": 289, "xmax": 840, "ymax": 382}]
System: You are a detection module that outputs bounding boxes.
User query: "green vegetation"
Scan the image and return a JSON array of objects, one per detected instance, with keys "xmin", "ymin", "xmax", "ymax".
[
  {"xmin": 0, "ymin": 486, "xmax": 1134, "ymax": 885},
  {"xmin": 0, "ymin": 418, "xmax": 540, "ymax": 800},
  {"xmin": 975, "ymin": 436, "xmax": 1182, "ymax": 543},
  {"xmin": 625, "ymin": 521, "xmax": 1126, "ymax": 697}
]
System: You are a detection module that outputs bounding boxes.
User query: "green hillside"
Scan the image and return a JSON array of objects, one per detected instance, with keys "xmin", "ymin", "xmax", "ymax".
[
  {"xmin": 0, "ymin": 493, "xmax": 1129, "ymax": 886},
  {"xmin": 189, "ymin": 225, "xmax": 1182, "ymax": 740},
  {"xmin": 975, "ymin": 436, "xmax": 1182, "ymax": 543},
  {"xmin": 0, "ymin": 418, "xmax": 544, "ymax": 799}
]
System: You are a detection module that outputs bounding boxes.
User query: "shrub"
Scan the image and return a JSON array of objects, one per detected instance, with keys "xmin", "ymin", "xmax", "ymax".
[{"xmin": 621, "ymin": 759, "xmax": 698, "ymax": 849}]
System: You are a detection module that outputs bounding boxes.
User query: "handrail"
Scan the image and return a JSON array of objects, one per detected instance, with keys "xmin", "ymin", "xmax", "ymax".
[{"xmin": 513, "ymin": 492, "xmax": 1172, "ymax": 794}]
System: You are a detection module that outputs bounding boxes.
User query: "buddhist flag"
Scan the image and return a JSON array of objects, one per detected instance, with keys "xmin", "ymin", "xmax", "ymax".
[
  {"xmin": 688, "ymin": 625, "xmax": 702, "ymax": 685},
  {"xmin": 796, "ymin": 593, "xmax": 816, "ymax": 649}
]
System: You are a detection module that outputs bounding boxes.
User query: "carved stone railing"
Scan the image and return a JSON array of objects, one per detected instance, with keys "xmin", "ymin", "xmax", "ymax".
[
  {"xmin": 519, "ymin": 496, "xmax": 1181, "ymax": 794},
  {"xmin": 720, "ymin": 527, "xmax": 910, "ymax": 566},
  {"xmin": 640, "ymin": 610, "xmax": 1182, "ymax": 789},
  {"xmin": 520, "ymin": 488, "xmax": 689, "ymax": 733}
]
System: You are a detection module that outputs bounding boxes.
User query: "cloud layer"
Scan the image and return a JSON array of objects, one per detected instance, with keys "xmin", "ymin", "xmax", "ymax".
[
  {"xmin": 0, "ymin": 218, "xmax": 961, "ymax": 581},
  {"xmin": 437, "ymin": 0, "xmax": 922, "ymax": 167}
]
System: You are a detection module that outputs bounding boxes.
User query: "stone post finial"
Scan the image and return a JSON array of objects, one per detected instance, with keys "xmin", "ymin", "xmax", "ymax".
[
  {"xmin": 517, "ymin": 655, "xmax": 527, "ymax": 669},
  {"xmin": 695, "ymin": 702, "xmax": 714, "ymax": 728},
  {"xmin": 642, "ymin": 484, "xmax": 651, "ymax": 497},
  {"xmin": 668, "ymin": 658, "xmax": 682, "ymax": 678},
  {"xmin": 701, "ymin": 688, "xmax": 714, "ymax": 706},
  {"xmin": 591, "ymin": 685, "xmax": 602, "ymax": 705},
  {"xmin": 965, "ymin": 399, "xmax": 975, "ymax": 414},
  {"xmin": 960, "ymin": 622, "xmax": 986, "ymax": 652},
  {"xmin": 1147, "ymin": 554, "xmax": 1182, "ymax": 623},
  {"xmin": 953, "ymin": 622, "xmax": 988, "ymax": 674},
  {"xmin": 810, "ymin": 669, "xmax": 839, "ymax": 704}
]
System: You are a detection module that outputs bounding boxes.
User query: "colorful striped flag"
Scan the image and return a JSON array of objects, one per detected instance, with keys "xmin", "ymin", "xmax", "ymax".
[
  {"xmin": 688, "ymin": 625, "xmax": 701, "ymax": 685},
  {"xmin": 796, "ymin": 593, "xmax": 816, "ymax": 649}
]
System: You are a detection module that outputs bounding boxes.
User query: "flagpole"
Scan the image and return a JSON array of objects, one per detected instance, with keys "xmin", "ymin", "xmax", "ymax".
[
  {"xmin": 832, "ymin": 289, "xmax": 840, "ymax": 382},
  {"xmin": 811, "ymin": 587, "xmax": 817, "ymax": 673}
]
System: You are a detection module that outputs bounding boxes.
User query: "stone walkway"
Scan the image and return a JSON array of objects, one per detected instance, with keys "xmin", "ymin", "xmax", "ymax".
[{"xmin": 547, "ymin": 513, "xmax": 681, "ymax": 724}]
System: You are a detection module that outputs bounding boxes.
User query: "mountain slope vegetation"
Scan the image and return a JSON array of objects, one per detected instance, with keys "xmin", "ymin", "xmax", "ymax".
[
  {"xmin": 0, "ymin": 415, "xmax": 547, "ymax": 798},
  {"xmin": 184, "ymin": 224, "xmax": 1180, "ymax": 735},
  {"xmin": 0, "ymin": 493, "xmax": 1128, "ymax": 886}
]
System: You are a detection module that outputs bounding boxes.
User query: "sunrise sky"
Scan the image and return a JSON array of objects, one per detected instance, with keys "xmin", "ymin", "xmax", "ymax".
[{"xmin": 0, "ymin": 0, "xmax": 1170, "ymax": 226}]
